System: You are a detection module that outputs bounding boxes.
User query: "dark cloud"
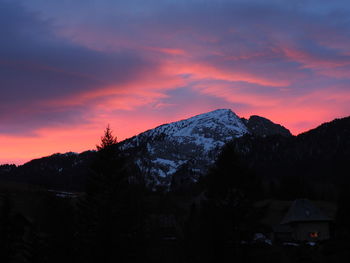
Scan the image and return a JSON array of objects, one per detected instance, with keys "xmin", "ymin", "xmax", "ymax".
[
  {"xmin": 0, "ymin": 0, "xmax": 159, "ymax": 134},
  {"xmin": 33, "ymin": 0, "xmax": 350, "ymax": 85}
]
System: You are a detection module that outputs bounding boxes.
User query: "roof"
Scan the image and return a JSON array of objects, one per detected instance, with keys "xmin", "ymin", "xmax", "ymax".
[{"xmin": 281, "ymin": 199, "xmax": 331, "ymax": 224}]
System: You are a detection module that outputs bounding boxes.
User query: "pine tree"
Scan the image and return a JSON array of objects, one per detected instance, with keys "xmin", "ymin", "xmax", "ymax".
[
  {"xmin": 96, "ymin": 124, "xmax": 118, "ymax": 151},
  {"xmin": 76, "ymin": 125, "xmax": 144, "ymax": 263}
]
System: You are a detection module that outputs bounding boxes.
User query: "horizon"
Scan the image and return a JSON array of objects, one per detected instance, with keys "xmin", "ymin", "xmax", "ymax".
[
  {"xmin": 1, "ymin": 0, "xmax": 350, "ymax": 164},
  {"xmin": 1, "ymin": 109, "xmax": 346, "ymax": 166}
]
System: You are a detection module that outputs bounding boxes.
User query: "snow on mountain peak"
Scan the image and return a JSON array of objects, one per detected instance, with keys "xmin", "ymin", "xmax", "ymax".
[
  {"xmin": 121, "ymin": 109, "xmax": 249, "ymax": 189},
  {"xmin": 120, "ymin": 108, "xmax": 292, "ymax": 190}
]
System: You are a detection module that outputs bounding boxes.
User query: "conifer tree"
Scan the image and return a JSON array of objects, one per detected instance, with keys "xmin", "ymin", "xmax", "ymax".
[
  {"xmin": 96, "ymin": 124, "xmax": 118, "ymax": 151},
  {"xmin": 76, "ymin": 125, "xmax": 143, "ymax": 263}
]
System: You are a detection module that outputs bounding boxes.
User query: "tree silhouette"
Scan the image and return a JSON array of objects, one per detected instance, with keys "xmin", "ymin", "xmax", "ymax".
[
  {"xmin": 76, "ymin": 125, "xmax": 144, "ymax": 263},
  {"xmin": 96, "ymin": 124, "xmax": 118, "ymax": 151},
  {"xmin": 186, "ymin": 143, "xmax": 260, "ymax": 262}
]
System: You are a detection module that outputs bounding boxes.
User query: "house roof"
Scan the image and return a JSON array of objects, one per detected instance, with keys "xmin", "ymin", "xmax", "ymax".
[{"xmin": 281, "ymin": 199, "xmax": 331, "ymax": 224}]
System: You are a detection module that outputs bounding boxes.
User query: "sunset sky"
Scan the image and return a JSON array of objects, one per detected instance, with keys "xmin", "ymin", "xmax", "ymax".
[{"xmin": 1, "ymin": 0, "xmax": 350, "ymax": 164}]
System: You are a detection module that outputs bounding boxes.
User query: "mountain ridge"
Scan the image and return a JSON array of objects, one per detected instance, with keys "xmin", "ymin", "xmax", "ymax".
[
  {"xmin": 3, "ymin": 109, "xmax": 348, "ymax": 193},
  {"xmin": 118, "ymin": 108, "xmax": 290, "ymax": 189}
]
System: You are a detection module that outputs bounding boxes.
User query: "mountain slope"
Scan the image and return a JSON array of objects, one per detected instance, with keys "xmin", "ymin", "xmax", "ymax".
[
  {"xmin": 0, "ymin": 151, "xmax": 96, "ymax": 191},
  {"xmin": 231, "ymin": 116, "xmax": 350, "ymax": 199},
  {"xmin": 242, "ymin": 115, "xmax": 292, "ymax": 137},
  {"xmin": 120, "ymin": 109, "xmax": 289, "ymax": 189}
]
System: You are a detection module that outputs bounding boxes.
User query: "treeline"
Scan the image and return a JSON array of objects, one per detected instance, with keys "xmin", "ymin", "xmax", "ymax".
[
  {"xmin": 232, "ymin": 116, "xmax": 350, "ymax": 201},
  {"xmin": 0, "ymin": 151, "xmax": 95, "ymax": 191}
]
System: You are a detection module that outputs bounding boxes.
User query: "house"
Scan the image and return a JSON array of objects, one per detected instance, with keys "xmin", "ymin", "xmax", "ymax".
[{"xmin": 274, "ymin": 199, "xmax": 332, "ymax": 242}]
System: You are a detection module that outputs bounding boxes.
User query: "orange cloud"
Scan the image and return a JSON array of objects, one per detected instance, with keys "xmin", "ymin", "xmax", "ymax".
[
  {"xmin": 163, "ymin": 61, "xmax": 290, "ymax": 87},
  {"xmin": 192, "ymin": 83, "xmax": 282, "ymax": 107}
]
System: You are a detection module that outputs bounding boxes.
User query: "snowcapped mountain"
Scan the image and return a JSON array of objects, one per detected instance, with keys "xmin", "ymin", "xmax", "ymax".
[
  {"xmin": 0, "ymin": 108, "xmax": 291, "ymax": 191},
  {"xmin": 122, "ymin": 109, "xmax": 248, "ymax": 150},
  {"xmin": 120, "ymin": 109, "xmax": 289, "ymax": 189}
]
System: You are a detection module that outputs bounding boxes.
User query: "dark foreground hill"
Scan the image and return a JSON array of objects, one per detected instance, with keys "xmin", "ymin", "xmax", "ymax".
[{"xmin": 232, "ymin": 116, "xmax": 350, "ymax": 200}]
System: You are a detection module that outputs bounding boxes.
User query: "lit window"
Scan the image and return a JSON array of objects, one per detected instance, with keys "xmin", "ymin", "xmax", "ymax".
[{"xmin": 310, "ymin": 232, "xmax": 319, "ymax": 238}]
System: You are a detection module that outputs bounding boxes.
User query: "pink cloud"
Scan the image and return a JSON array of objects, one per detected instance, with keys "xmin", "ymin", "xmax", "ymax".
[
  {"xmin": 280, "ymin": 46, "xmax": 350, "ymax": 70},
  {"xmin": 163, "ymin": 61, "xmax": 290, "ymax": 87}
]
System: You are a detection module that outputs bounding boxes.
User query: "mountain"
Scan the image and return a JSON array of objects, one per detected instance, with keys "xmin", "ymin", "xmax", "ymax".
[
  {"xmin": 242, "ymin": 115, "xmax": 292, "ymax": 137},
  {"xmin": 0, "ymin": 164, "xmax": 16, "ymax": 175},
  {"xmin": 0, "ymin": 151, "xmax": 96, "ymax": 191},
  {"xmin": 0, "ymin": 109, "xmax": 291, "ymax": 191},
  {"xmin": 231, "ymin": 116, "xmax": 350, "ymax": 200},
  {"xmin": 120, "ymin": 109, "xmax": 290, "ymax": 189}
]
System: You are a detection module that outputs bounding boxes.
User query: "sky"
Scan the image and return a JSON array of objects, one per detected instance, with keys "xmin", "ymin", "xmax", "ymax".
[{"xmin": 1, "ymin": 0, "xmax": 350, "ymax": 164}]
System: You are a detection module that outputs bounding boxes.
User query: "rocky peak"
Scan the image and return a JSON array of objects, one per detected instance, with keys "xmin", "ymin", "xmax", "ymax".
[{"xmin": 242, "ymin": 115, "xmax": 292, "ymax": 137}]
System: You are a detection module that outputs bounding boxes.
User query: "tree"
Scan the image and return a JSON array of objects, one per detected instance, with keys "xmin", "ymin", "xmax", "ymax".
[
  {"xmin": 96, "ymin": 124, "xmax": 118, "ymax": 151},
  {"xmin": 186, "ymin": 143, "xmax": 261, "ymax": 262},
  {"xmin": 76, "ymin": 125, "xmax": 144, "ymax": 263}
]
